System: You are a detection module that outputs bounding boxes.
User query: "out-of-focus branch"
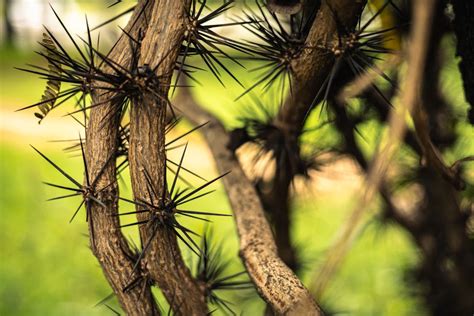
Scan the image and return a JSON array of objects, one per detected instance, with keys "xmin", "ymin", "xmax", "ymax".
[
  {"xmin": 258, "ymin": 180, "xmax": 299, "ymax": 272},
  {"xmin": 406, "ymin": 4, "xmax": 474, "ymax": 311},
  {"xmin": 329, "ymin": 95, "xmax": 419, "ymax": 232},
  {"xmin": 412, "ymin": 104, "xmax": 465, "ymax": 190},
  {"xmin": 411, "ymin": 6, "xmax": 465, "ymax": 191},
  {"xmin": 174, "ymin": 88, "xmax": 322, "ymax": 315},
  {"xmin": 451, "ymin": 0, "xmax": 474, "ymax": 124},
  {"xmin": 86, "ymin": 0, "xmax": 160, "ymax": 314},
  {"xmin": 309, "ymin": 0, "xmax": 437, "ymax": 298}
]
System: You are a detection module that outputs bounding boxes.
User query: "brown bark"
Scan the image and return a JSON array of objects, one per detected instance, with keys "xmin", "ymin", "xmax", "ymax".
[
  {"xmin": 129, "ymin": 96, "xmax": 207, "ymax": 314},
  {"xmin": 126, "ymin": 1, "xmax": 208, "ymax": 314},
  {"xmin": 257, "ymin": 0, "xmax": 367, "ymax": 275},
  {"xmin": 275, "ymin": 0, "xmax": 366, "ymax": 135},
  {"xmin": 252, "ymin": 0, "xmax": 367, "ymax": 277},
  {"xmin": 175, "ymin": 88, "xmax": 322, "ymax": 315},
  {"xmin": 86, "ymin": 0, "xmax": 207, "ymax": 314},
  {"xmin": 86, "ymin": 0, "xmax": 160, "ymax": 314}
]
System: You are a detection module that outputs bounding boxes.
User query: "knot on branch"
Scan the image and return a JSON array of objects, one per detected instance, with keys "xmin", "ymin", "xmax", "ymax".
[{"xmin": 184, "ymin": 17, "xmax": 199, "ymax": 40}]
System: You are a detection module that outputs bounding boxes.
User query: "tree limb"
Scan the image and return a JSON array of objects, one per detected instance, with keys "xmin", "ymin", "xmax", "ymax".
[
  {"xmin": 127, "ymin": 0, "xmax": 208, "ymax": 314},
  {"xmin": 174, "ymin": 88, "xmax": 321, "ymax": 315},
  {"xmin": 86, "ymin": 0, "xmax": 160, "ymax": 314},
  {"xmin": 257, "ymin": 0, "xmax": 368, "ymax": 276},
  {"xmin": 275, "ymin": 0, "xmax": 366, "ymax": 135},
  {"xmin": 309, "ymin": 0, "xmax": 438, "ymax": 297}
]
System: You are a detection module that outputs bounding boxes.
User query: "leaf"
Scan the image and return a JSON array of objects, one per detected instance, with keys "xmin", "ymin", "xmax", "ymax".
[{"xmin": 36, "ymin": 32, "xmax": 62, "ymax": 123}]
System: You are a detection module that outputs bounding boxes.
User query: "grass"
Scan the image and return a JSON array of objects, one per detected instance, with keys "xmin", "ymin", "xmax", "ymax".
[{"xmin": 0, "ymin": 143, "xmax": 110, "ymax": 315}]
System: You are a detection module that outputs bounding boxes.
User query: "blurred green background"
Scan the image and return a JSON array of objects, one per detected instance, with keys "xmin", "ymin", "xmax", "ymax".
[{"xmin": 1, "ymin": 1, "xmax": 472, "ymax": 315}]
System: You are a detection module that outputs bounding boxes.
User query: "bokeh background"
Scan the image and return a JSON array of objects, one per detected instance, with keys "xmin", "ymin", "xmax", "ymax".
[{"xmin": 0, "ymin": 1, "xmax": 472, "ymax": 315}]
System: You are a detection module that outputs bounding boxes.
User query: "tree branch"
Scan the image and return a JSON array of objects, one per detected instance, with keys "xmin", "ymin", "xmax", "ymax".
[
  {"xmin": 254, "ymin": 0, "xmax": 368, "ymax": 276},
  {"xmin": 275, "ymin": 0, "xmax": 366, "ymax": 135},
  {"xmin": 174, "ymin": 88, "xmax": 322, "ymax": 315},
  {"xmin": 310, "ymin": 0, "xmax": 438, "ymax": 297},
  {"xmin": 412, "ymin": 5, "xmax": 465, "ymax": 190},
  {"xmin": 259, "ymin": 3, "xmax": 366, "ymax": 272},
  {"xmin": 86, "ymin": 0, "xmax": 160, "ymax": 314},
  {"xmin": 127, "ymin": 0, "xmax": 208, "ymax": 314}
]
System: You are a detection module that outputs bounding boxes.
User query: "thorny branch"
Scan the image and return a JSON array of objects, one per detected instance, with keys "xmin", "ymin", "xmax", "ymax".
[
  {"xmin": 126, "ymin": 0, "xmax": 209, "ymax": 314},
  {"xmin": 275, "ymin": 0, "xmax": 366, "ymax": 134},
  {"xmin": 174, "ymin": 87, "xmax": 322, "ymax": 315},
  {"xmin": 257, "ymin": 0, "xmax": 368, "ymax": 275},
  {"xmin": 85, "ymin": 0, "xmax": 161, "ymax": 314}
]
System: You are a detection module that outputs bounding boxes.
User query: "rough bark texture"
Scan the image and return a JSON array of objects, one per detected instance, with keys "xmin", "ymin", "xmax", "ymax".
[
  {"xmin": 126, "ymin": 1, "xmax": 208, "ymax": 314},
  {"xmin": 175, "ymin": 88, "xmax": 322, "ymax": 315},
  {"xmin": 129, "ymin": 95, "xmax": 207, "ymax": 314},
  {"xmin": 86, "ymin": 0, "xmax": 207, "ymax": 314},
  {"xmin": 451, "ymin": 0, "xmax": 474, "ymax": 124},
  {"xmin": 275, "ymin": 0, "xmax": 366, "ymax": 135},
  {"xmin": 86, "ymin": 1, "xmax": 160, "ymax": 314}
]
